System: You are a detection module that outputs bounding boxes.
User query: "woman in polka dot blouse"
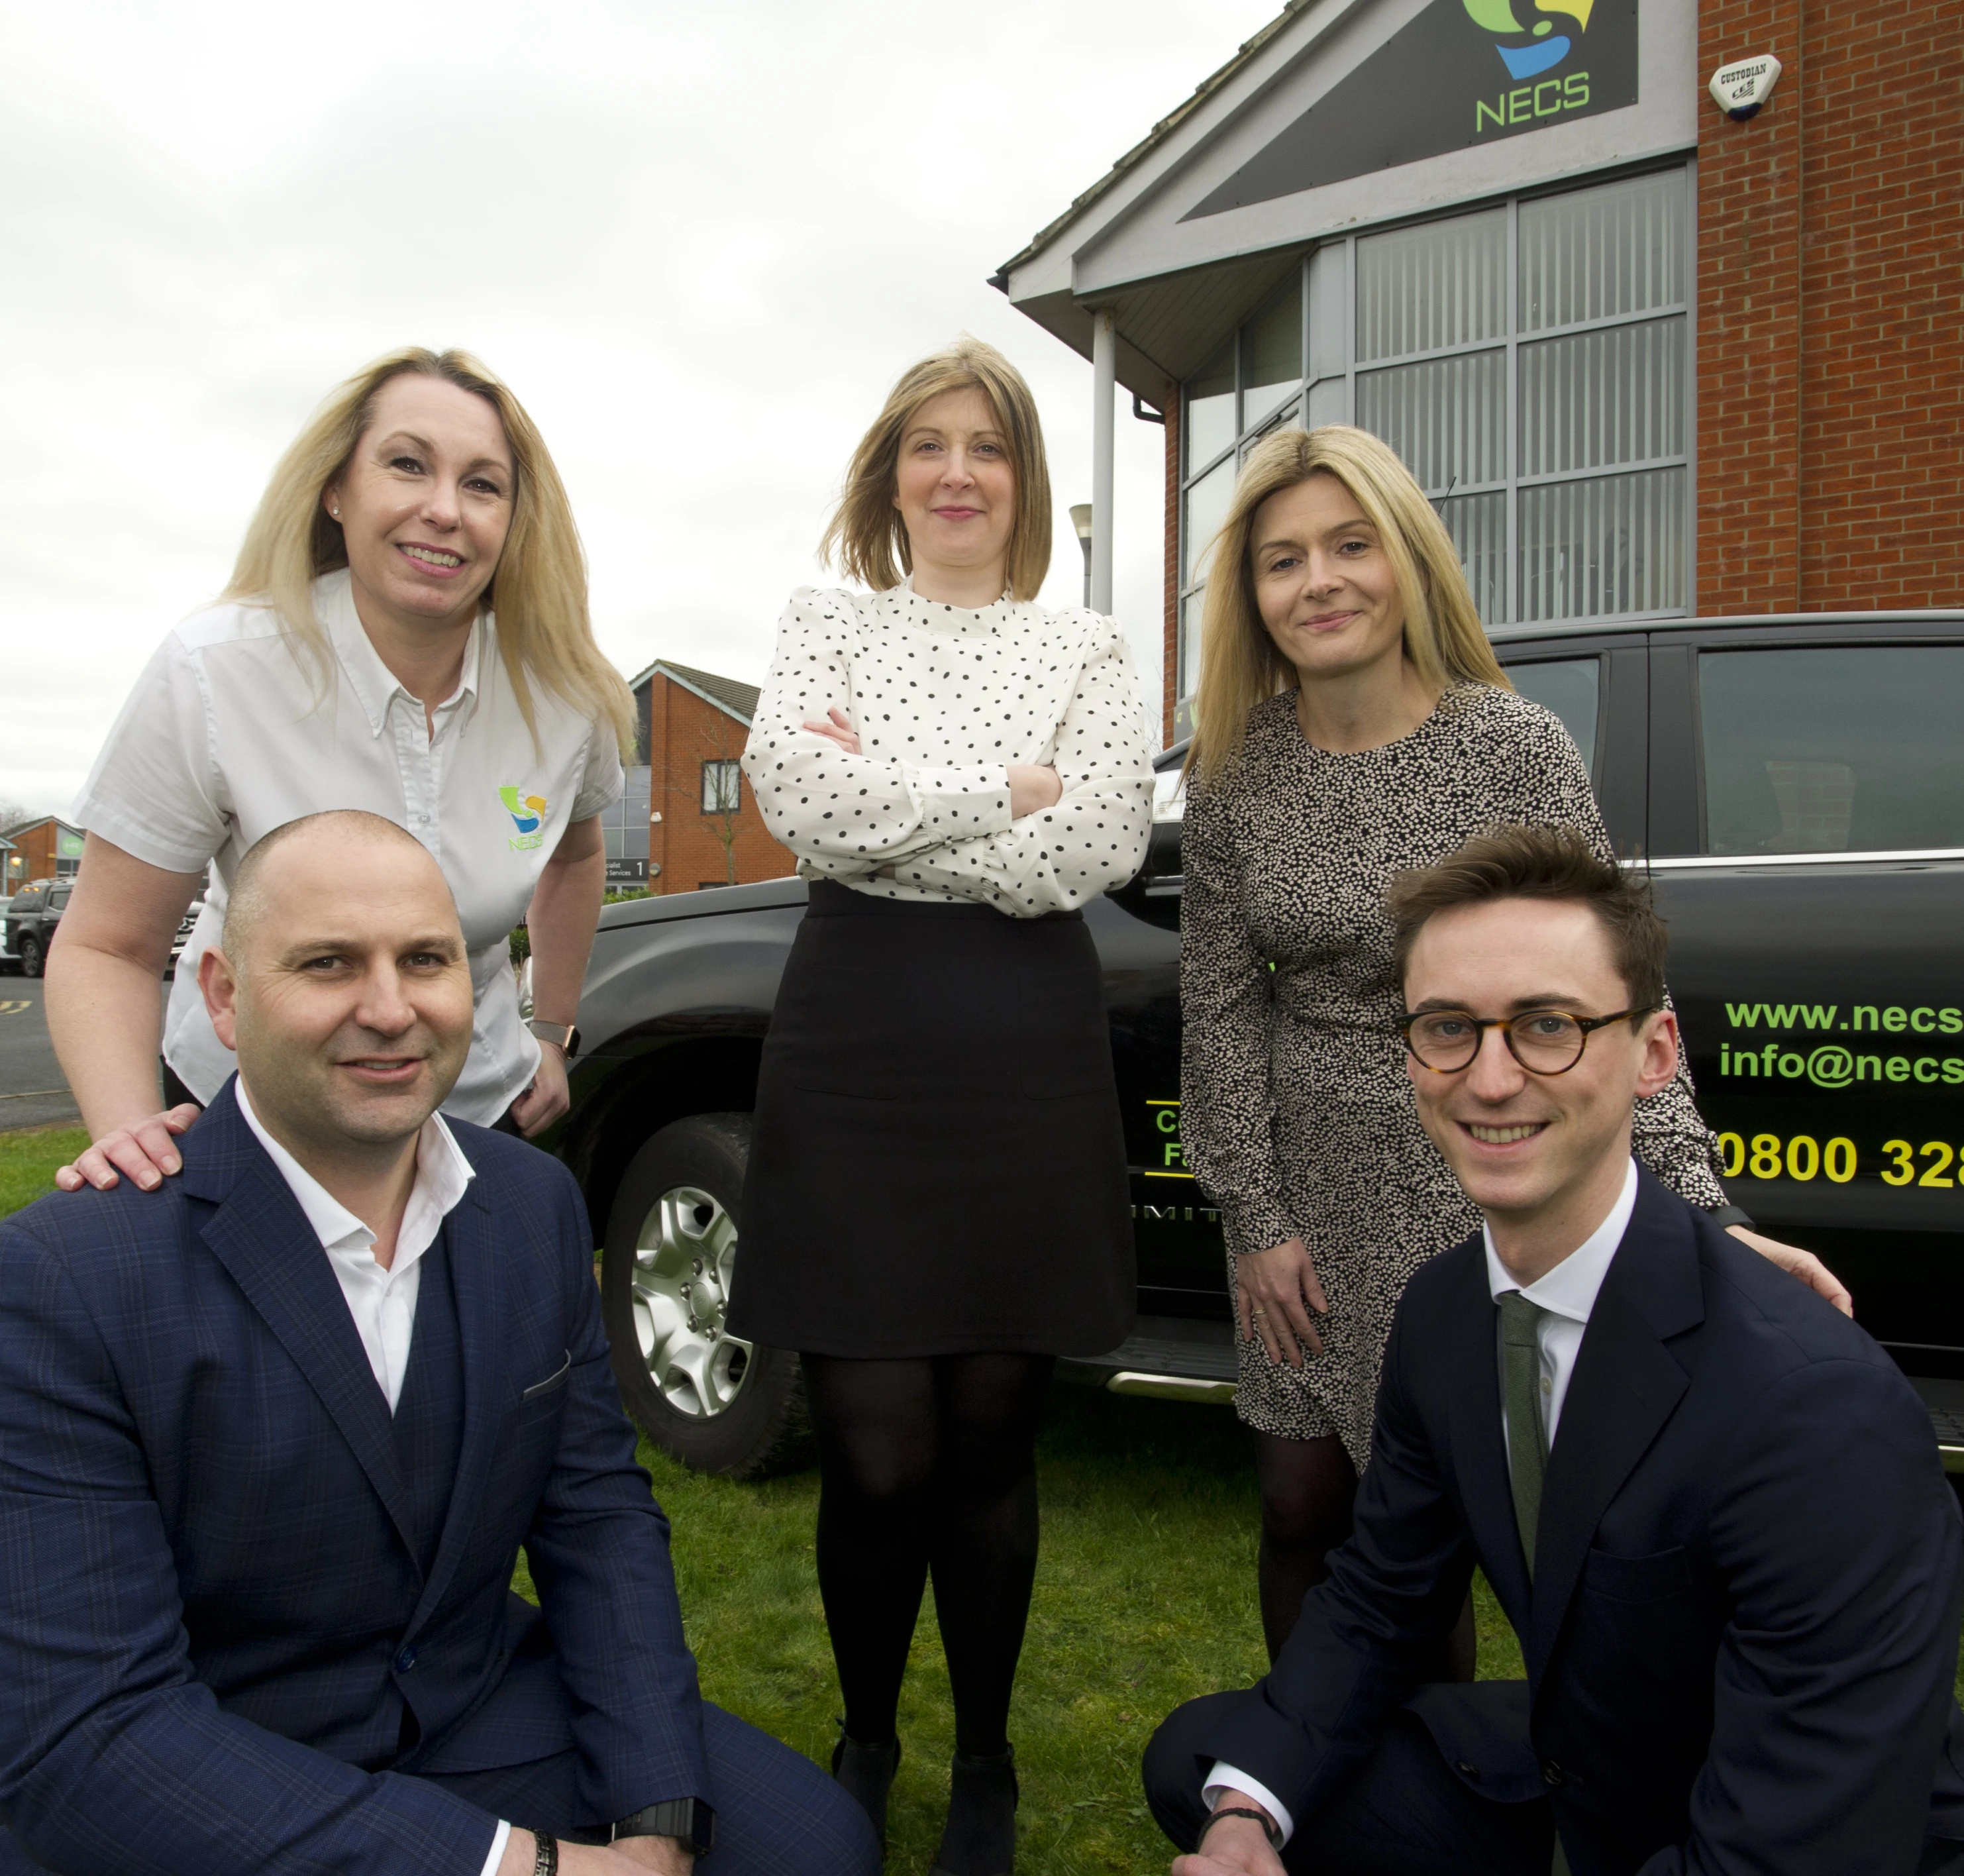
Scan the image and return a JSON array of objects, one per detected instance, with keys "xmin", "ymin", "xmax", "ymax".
[{"xmin": 729, "ymin": 337, "xmax": 1153, "ymax": 1873}]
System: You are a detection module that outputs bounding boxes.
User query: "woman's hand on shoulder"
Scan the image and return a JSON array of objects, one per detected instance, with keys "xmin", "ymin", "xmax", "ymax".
[
  {"xmin": 1007, "ymin": 764, "xmax": 1062, "ymax": 819},
  {"xmin": 800, "ymin": 707, "xmax": 862, "ymax": 756},
  {"xmin": 57, "ymin": 1104, "xmax": 204, "ymax": 1194},
  {"xmin": 1726, "ymin": 1225, "xmax": 1853, "ymax": 1318},
  {"xmin": 1235, "ymin": 1237, "xmax": 1329, "ymax": 1365}
]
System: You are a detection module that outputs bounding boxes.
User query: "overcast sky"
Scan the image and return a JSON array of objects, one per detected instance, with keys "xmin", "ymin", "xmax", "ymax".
[{"xmin": 0, "ymin": 0, "xmax": 1282, "ymax": 815}]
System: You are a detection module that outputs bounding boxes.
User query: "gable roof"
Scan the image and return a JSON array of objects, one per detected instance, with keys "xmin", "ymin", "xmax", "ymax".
[
  {"xmin": 0, "ymin": 815, "xmax": 82, "ymax": 841},
  {"xmin": 990, "ymin": 2, "xmax": 1304, "ymax": 295},
  {"xmin": 993, "ymin": 0, "xmax": 1694, "ymax": 399},
  {"xmin": 627, "ymin": 659, "xmax": 760, "ymax": 727}
]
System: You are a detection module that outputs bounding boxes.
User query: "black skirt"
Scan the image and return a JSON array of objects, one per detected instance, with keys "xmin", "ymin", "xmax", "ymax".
[{"xmin": 729, "ymin": 879, "xmax": 1136, "ymax": 1358}]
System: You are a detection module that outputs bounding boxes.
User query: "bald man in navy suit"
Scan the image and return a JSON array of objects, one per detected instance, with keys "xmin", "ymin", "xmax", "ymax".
[{"xmin": 0, "ymin": 812, "xmax": 875, "ymax": 1876}]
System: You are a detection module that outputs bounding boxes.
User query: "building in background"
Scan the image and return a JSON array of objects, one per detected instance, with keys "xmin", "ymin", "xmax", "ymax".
[
  {"xmin": 995, "ymin": 0, "xmax": 1962, "ymax": 744},
  {"xmin": 618, "ymin": 660, "xmax": 797, "ymax": 894},
  {"xmin": 2, "ymin": 817, "xmax": 85, "ymax": 888}
]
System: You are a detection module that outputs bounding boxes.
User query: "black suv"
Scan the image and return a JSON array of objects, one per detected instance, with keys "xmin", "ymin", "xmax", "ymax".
[
  {"xmin": 3, "ymin": 882, "xmax": 203, "ymax": 978},
  {"xmin": 556, "ymin": 610, "xmax": 1964, "ymax": 1477},
  {"xmin": 4, "ymin": 880, "xmax": 69, "ymax": 978}
]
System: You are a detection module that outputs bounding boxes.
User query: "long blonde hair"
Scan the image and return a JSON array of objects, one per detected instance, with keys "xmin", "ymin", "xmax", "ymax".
[
  {"xmin": 1186, "ymin": 425, "xmax": 1508, "ymax": 781},
  {"xmin": 224, "ymin": 346, "xmax": 635, "ymax": 756},
  {"xmin": 821, "ymin": 337, "xmax": 1053, "ymax": 602}
]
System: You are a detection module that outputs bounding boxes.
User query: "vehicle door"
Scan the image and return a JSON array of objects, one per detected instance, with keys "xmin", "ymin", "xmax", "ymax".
[{"xmin": 1645, "ymin": 620, "xmax": 1964, "ymax": 1362}]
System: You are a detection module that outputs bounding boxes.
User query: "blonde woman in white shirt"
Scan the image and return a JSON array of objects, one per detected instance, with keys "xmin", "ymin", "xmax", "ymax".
[
  {"xmin": 49, "ymin": 347, "xmax": 633, "ymax": 1193},
  {"xmin": 731, "ymin": 338, "xmax": 1152, "ymax": 1873}
]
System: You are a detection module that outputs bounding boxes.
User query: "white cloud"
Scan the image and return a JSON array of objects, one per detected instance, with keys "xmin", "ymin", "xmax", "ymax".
[{"xmin": 0, "ymin": 0, "xmax": 1278, "ymax": 811}]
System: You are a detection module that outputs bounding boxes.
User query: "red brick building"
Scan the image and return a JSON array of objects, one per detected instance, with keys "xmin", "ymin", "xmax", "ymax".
[
  {"xmin": 613, "ymin": 661, "xmax": 796, "ymax": 895},
  {"xmin": 1, "ymin": 817, "xmax": 85, "ymax": 892},
  {"xmin": 994, "ymin": 0, "xmax": 1963, "ymax": 744}
]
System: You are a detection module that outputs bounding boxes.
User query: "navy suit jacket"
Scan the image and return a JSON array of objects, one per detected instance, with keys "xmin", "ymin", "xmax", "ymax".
[
  {"xmin": 0, "ymin": 1082, "xmax": 707, "ymax": 1876},
  {"xmin": 1192, "ymin": 1172, "xmax": 1964, "ymax": 1874}
]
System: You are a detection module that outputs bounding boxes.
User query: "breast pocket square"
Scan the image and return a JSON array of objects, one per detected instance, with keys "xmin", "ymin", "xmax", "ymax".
[{"xmin": 520, "ymin": 1351, "xmax": 572, "ymax": 1400}]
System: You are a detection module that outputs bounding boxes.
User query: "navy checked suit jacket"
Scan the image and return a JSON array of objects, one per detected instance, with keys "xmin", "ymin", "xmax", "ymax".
[
  {"xmin": 1182, "ymin": 1172, "xmax": 1964, "ymax": 1874},
  {"xmin": 0, "ymin": 1081, "xmax": 708, "ymax": 1876}
]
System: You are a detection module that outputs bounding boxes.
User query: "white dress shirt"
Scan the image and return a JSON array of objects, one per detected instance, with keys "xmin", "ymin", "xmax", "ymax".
[
  {"xmin": 743, "ymin": 580, "xmax": 1153, "ymax": 915},
  {"xmin": 73, "ymin": 569, "xmax": 623, "ymax": 1123},
  {"xmin": 235, "ymin": 1080, "xmax": 511, "ymax": 1873},
  {"xmin": 1203, "ymin": 1160, "xmax": 1642, "ymax": 1845},
  {"xmin": 233, "ymin": 1077, "xmax": 475, "ymax": 1410}
]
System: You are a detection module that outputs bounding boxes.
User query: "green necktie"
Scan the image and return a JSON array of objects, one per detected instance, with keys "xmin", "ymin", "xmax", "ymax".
[{"xmin": 1498, "ymin": 1290, "xmax": 1552, "ymax": 1581}]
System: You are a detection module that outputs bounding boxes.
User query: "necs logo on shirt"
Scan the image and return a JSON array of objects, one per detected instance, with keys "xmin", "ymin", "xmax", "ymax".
[{"xmin": 499, "ymin": 786, "xmax": 548, "ymax": 852}]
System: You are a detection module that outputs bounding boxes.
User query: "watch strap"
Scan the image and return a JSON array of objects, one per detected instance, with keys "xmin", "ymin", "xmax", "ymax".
[
  {"xmin": 528, "ymin": 1019, "xmax": 576, "ymax": 1053},
  {"xmin": 531, "ymin": 1831, "xmax": 558, "ymax": 1876},
  {"xmin": 614, "ymin": 1798, "xmax": 715, "ymax": 1851},
  {"xmin": 1199, "ymin": 1804, "xmax": 1284, "ymax": 1851}
]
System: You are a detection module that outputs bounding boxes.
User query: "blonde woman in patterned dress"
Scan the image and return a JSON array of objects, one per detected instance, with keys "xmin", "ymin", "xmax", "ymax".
[{"xmin": 1177, "ymin": 425, "xmax": 1851, "ymax": 1665}]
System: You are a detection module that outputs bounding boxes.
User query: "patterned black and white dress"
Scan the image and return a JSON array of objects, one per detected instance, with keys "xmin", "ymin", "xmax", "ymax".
[
  {"xmin": 730, "ymin": 579, "xmax": 1155, "ymax": 1357},
  {"xmin": 1179, "ymin": 683, "xmax": 1727, "ymax": 1466}
]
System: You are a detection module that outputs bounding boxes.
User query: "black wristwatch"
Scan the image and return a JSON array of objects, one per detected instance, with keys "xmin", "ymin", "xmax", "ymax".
[{"xmin": 614, "ymin": 1798, "xmax": 715, "ymax": 1853}]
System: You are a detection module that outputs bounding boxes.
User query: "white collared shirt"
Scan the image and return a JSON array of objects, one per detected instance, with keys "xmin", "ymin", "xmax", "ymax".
[
  {"xmin": 233, "ymin": 1076, "xmax": 475, "ymax": 1412},
  {"xmin": 1484, "ymin": 1156, "xmax": 1639, "ymax": 1460},
  {"xmin": 73, "ymin": 569, "xmax": 623, "ymax": 1124},
  {"xmin": 236, "ymin": 1078, "xmax": 511, "ymax": 1876},
  {"xmin": 1204, "ymin": 1160, "xmax": 1642, "ymax": 1845}
]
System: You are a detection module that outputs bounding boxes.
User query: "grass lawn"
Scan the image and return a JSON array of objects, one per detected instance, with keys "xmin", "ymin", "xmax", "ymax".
[
  {"xmin": 5, "ymin": 1121, "xmax": 1961, "ymax": 1871},
  {"xmin": 0, "ymin": 1125, "xmax": 87, "ymax": 1217}
]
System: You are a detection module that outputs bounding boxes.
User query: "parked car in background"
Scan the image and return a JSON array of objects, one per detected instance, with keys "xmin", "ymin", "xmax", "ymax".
[
  {"xmin": 555, "ymin": 609, "xmax": 1964, "ymax": 1480},
  {"xmin": 0, "ymin": 897, "xmax": 12, "ymax": 970},
  {"xmin": 4, "ymin": 880, "xmax": 68, "ymax": 978},
  {"xmin": 168, "ymin": 900, "xmax": 204, "ymax": 978},
  {"xmin": 1, "ymin": 882, "xmax": 201, "ymax": 979}
]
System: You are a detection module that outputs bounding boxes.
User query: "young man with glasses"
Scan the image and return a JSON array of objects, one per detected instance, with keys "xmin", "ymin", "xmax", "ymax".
[{"xmin": 1144, "ymin": 825, "xmax": 1964, "ymax": 1875}]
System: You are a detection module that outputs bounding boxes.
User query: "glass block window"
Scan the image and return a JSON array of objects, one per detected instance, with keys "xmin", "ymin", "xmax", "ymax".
[
  {"xmin": 601, "ymin": 764, "xmax": 652, "ymax": 862},
  {"xmin": 1176, "ymin": 168, "xmax": 1690, "ymax": 733},
  {"xmin": 701, "ymin": 759, "xmax": 741, "ymax": 814}
]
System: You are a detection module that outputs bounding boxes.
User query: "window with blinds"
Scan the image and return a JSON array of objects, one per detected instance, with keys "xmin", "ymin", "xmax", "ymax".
[{"xmin": 1176, "ymin": 168, "xmax": 1690, "ymax": 730}]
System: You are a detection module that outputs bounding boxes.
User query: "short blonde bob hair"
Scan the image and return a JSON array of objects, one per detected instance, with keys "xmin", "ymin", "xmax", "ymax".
[
  {"xmin": 1186, "ymin": 425, "xmax": 1508, "ymax": 781},
  {"xmin": 223, "ymin": 346, "xmax": 635, "ymax": 756},
  {"xmin": 821, "ymin": 337, "xmax": 1053, "ymax": 603}
]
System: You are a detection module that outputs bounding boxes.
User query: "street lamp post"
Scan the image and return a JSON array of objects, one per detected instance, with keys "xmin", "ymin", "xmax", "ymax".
[{"xmin": 1069, "ymin": 503, "xmax": 1094, "ymax": 609}]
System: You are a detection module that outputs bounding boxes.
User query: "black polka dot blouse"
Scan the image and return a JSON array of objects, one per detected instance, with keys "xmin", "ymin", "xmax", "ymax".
[{"xmin": 743, "ymin": 579, "xmax": 1155, "ymax": 915}]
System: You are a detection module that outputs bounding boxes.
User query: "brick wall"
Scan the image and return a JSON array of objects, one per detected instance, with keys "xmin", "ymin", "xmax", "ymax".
[
  {"xmin": 1698, "ymin": 0, "xmax": 1964, "ymax": 612},
  {"xmin": 645, "ymin": 676, "xmax": 796, "ymax": 894}
]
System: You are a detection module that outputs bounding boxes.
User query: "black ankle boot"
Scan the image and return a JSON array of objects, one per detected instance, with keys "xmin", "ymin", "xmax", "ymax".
[
  {"xmin": 831, "ymin": 1730, "xmax": 901, "ymax": 1848},
  {"xmin": 930, "ymin": 1744, "xmax": 1017, "ymax": 1876}
]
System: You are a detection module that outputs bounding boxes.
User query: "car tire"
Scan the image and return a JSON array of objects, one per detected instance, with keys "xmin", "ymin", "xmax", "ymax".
[
  {"xmin": 600, "ymin": 1112, "xmax": 810, "ymax": 1479},
  {"xmin": 17, "ymin": 936, "xmax": 42, "ymax": 979}
]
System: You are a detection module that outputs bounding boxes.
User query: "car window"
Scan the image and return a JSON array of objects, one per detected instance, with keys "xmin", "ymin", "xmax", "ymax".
[
  {"xmin": 1699, "ymin": 645, "xmax": 1964, "ymax": 855},
  {"xmin": 51, "ymin": 887, "xmax": 70, "ymax": 909},
  {"xmin": 1505, "ymin": 657, "xmax": 1601, "ymax": 784}
]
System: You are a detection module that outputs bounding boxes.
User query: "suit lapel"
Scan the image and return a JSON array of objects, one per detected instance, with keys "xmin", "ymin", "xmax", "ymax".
[
  {"xmin": 186, "ymin": 1087, "xmax": 417, "ymax": 1558},
  {"xmin": 407, "ymin": 1178, "xmax": 505, "ymax": 1633},
  {"xmin": 1435, "ymin": 1243, "xmax": 1535, "ymax": 1624},
  {"xmin": 1524, "ymin": 1174, "xmax": 1703, "ymax": 1688}
]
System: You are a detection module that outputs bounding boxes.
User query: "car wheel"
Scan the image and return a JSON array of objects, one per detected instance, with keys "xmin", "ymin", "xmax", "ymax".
[
  {"xmin": 17, "ymin": 936, "xmax": 42, "ymax": 979},
  {"xmin": 600, "ymin": 1112, "xmax": 809, "ymax": 1479}
]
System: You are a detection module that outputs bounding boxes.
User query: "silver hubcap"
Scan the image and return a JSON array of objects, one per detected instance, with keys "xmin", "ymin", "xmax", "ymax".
[{"xmin": 630, "ymin": 1185, "xmax": 752, "ymax": 1418}]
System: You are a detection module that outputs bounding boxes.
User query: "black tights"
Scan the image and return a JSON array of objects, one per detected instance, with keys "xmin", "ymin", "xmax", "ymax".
[
  {"xmin": 803, "ymin": 1351, "xmax": 1054, "ymax": 1758},
  {"xmin": 1256, "ymin": 1430, "xmax": 1476, "ymax": 1679}
]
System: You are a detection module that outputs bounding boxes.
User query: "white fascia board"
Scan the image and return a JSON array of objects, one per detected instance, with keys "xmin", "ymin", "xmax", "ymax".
[
  {"xmin": 1080, "ymin": 0, "xmax": 1697, "ymax": 294},
  {"xmin": 998, "ymin": 0, "xmax": 1384, "ymax": 310}
]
